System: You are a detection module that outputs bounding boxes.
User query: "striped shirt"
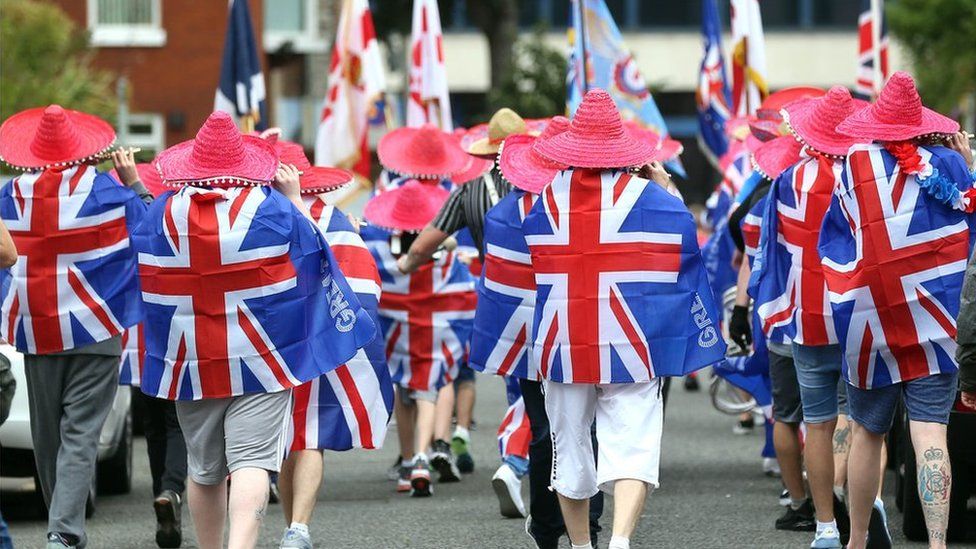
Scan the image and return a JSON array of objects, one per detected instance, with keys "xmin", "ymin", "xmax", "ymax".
[{"xmin": 432, "ymin": 170, "xmax": 512, "ymax": 256}]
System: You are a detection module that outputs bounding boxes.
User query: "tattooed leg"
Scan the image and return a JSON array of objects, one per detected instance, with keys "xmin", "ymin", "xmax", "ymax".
[
  {"xmin": 832, "ymin": 417, "xmax": 851, "ymax": 497},
  {"xmin": 910, "ymin": 421, "xmax": 951, "ymax": 549},
  {"xmin": 228, "ymin": 467, "xmax": 272, "ymax": 549}
]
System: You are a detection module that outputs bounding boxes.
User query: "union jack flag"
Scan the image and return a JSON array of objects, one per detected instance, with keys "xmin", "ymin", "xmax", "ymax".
[
  {"xmin": 119, "ymin": 324, "xmax": 146, "ymax": 386},
  {"xmin": 133, "ymin": 186, "xmax": 376, "ymax": 400},
  {"xmin": 362, "ymin": 226, "xmax": 476, "ymax": 392},
  {"xmin": 855, "ymin": 0, "xmax": 889, "ymax": 100},
  {"xmin": 522, "ymin": 169, "xmax": 726, "ymax": 384},
  {"xmin": 470, "ymin": 190, "xmax": 540, "ymax": 380},
  {"xmin": 819, "ymin": 144, "xmax": 975, "ymax": 388},
  {"xmin": 289, "ymin": 198, "xmax": 393, "ymax": 451},
  {"xmin": 497, "ymin": 377, "xmax": 529, "ymax": 460},
  {"xmin": 753, "ymin": 154, "xmax": 840, "ymax": 346},
  {"xmin": 696, "ymin": 0, "xmax": 733, "ymax": 166},
  {"xmin": 706, "ymin": 144, "xmax": 751, "ymax": 229},
  {"xmin": 0, "ymin": 166, "xmax": 146, "ymax": 354}
]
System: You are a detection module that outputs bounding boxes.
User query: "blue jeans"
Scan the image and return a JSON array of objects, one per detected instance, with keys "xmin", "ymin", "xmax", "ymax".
[
  {"xmin": 847, "ymin": 372, "xmax": 958, "ymax": 434},
  {"xmin": 503, "ymin": 455, "xmax": 530, "ymax": 478},
  {"xmin": 0, "ymin": 510, "xmax": 11, "ymax": 549},
  {"xmin": 792, "ymin": 343, "xmax": 846, "ymax": 424}
]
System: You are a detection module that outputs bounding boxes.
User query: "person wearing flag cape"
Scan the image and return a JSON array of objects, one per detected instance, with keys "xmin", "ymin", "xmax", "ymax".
[
  {"xmin": 823, "ymin": 72, "xmax": 976, "ymax": 549},
  {"xmin": 519, "ymin": 89, "xmax": 726, "ymax": 549},
  {"xmin": 133, "ymin": 112, "xmax": 375, "ymax": 549},
  {"xmin": 0, "ymin": 105, "xmax": 154, "ymax": 549}
]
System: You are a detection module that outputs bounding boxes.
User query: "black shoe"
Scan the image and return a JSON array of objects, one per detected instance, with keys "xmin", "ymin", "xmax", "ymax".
[
  {"xmin": 46, "ymin": 532, "xmax": 80, "ymax": 548},
  {"xmin": 430, "ymin": 439, "xmax": 461, "ymax": 482},
  {"xmin": 684, "ymin": 375, "xmax": 700, "ymax": 392},
  {"xmin": 154, "ymin": 490, "xmax": 183, "ymax": 548},
  {"xmin": 833, "ymin": 493, "xmax": 851, "ymax": 545},
  {"xmin": 775, "ymin": 499, "xmax": 816, "ymax": 531}
]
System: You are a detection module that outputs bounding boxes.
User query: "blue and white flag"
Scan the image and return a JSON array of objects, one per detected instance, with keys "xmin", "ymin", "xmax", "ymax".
[
  {"xmin": 215, "ymin": 0, "xmax": 267, "ymax": 130},
  {"xmin": 696, "ymin": 0, "xmax": 733, "ymax": 167}
]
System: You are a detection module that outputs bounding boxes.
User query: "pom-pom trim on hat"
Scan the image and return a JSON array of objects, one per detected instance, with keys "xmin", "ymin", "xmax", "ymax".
[{"xmin": 0, "ymin": 141, "xmax": 117, "ymax": 172}]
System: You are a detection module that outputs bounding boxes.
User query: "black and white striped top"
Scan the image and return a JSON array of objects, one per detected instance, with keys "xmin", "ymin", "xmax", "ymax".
[{"xmin": 432, "ymin": 170, "xmax": 512, "ymax": 256}]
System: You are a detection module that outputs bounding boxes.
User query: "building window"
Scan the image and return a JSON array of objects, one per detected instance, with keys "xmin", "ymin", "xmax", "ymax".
[
  {"xmin": 88, "ymin": 0, "xmax": 166, "ymax": 47},
  {"xmin": 120, "ymin": 113, "xmax": 166, "ymax": 154},
  {"xmin": 264, "ymin": 0, "xmax": 327, "ymax": 54}
]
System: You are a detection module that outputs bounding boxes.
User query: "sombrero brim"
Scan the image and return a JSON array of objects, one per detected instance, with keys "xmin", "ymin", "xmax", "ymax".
[
  {"xmin": 535, "ymin": 131, "xmax": 655, "ymax": 169},
  {"xmin": 0, "ymin": 107, "xmax": 116, "ymax": 170},
  {"xmin": 466, "ymin": 130, "xmax": 541, "ymax": 157},
  {"xmin": 783, "ymin": 98, "xmax": 871, "ymax": 157},
  {"xmin": 300, "ymin": 166, "xmax": 355, "ymax": 194},
  {"xmin": 377, "ymin": 127, "xmax": 470, "ymax": 178},
  {"xmin": 499, "ymin": 135, "xmax": 565, "ymax": 195},
  {"xmin": 752, "ymin": 137, "xmax": 802, "ymax": 181},
  {"xmin": 658, "ymin": 138, "xmax": 684, "ymax": 162},
  {"xmin": 451, "ymin": 155, "xmax": 494, "ymax": 184},
  {"xmin": 836, "ymin": 104, "xmax": 960, "ymax": 142},
  {"xmin": 363, "ymin": 182, "xmax": 449, "ymax": 231},
  {"xmin": 157, "ymin": 135, "xmax": 278, "ymax": 187}
]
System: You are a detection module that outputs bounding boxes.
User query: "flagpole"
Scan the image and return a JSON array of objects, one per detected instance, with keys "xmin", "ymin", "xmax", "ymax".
[
  {"xmin": 577, "ymin": 0, "xmax": 589, "ymax": 94},
  {"xmin": 870, "ymin": 0, "xmax": 883, "ymax": 97}
]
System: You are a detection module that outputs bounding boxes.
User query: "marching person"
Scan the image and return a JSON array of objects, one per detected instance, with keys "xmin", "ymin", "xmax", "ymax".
[
  {"xmin": 133, "ymin": 111, "xmax": 375, "ymax": 549},
  {"xmin": 0, "ymin": 218, "xmax": 15, "ymax": 549},
  {"xmin": 0, "ymin": 105, "xmax": 151, "ymax": 549},
  {"xmin": 824, "ymin": 72, "xmax": 976, "ymax": 549},
  {"xmin": 522, "ymin": 89, "xmax": 726, "ymax": 549}
]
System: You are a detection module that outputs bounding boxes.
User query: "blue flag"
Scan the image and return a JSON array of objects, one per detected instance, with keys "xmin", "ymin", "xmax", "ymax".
[
  {"xmin": 696, "ymin": 0, "xmax": 733, "ymax": 167},
  {"xmin": 215, "ymin": 0, "xmax": 267, "ymax": 130}
]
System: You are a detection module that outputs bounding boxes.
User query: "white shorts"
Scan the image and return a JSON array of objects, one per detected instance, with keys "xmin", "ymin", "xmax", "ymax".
[{"xmin": 544, "ymin": 379, "xmax": 664, "ymax": 499}]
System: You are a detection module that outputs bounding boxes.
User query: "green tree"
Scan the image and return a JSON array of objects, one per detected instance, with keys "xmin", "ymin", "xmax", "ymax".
[
  {"xmin": 887, "ymin": 0, "xmax": 976, "ymax": 115},
  {"xmin": 487, "ymin": 26, "xmax": 566, "ymax": 119},
  {"xmin": 0, "ymin": 0, "xmax": 116, "ymax": 122}
]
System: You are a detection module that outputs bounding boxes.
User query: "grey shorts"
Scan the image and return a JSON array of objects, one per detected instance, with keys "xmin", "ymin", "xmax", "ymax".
[
  {"xmin": 768, "ymin": 349, "xmax": 803, "ymax": 424},
  {"xmin": 397, "ymin": 385, "xmax": 437, "ymax": 406},
  {"xmin": 176, "ymin": 390, "xmax": 292, "ymax": 485}
]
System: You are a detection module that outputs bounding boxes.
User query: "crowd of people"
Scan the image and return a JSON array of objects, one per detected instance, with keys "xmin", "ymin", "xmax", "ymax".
[{"xmin": 0, "ymin": 69, "xmax": 973, "ymax": 549}]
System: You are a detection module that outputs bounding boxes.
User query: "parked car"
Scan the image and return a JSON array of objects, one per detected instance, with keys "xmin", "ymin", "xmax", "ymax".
[
  {"xmin": 0, "ymin": 344, "xmax": 132, "ymax": 517},
  {"xmin": 890, "ymin": 391, "xmax": 976, "ymax": 542}
]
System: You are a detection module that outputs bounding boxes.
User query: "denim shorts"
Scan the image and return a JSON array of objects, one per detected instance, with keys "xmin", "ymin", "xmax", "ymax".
[
  {"xmin": 847, "ymin": 372, "xmax": 959, "ymax": 435},
  {"xmin": 792, "ymin": 343, "xmax": 847, "ymax": 424}
]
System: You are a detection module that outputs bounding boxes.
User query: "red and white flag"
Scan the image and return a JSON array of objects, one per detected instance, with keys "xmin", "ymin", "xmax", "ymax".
[
  {"xmin": 729, "ymin": 0, "xmax": 768, "ymax": 116},
  {"xmin": 855, "ymin": 0, "xmax": 889, "ymax": 99},
  {"xmin": 407, "ymin": 0, "xmax": 452, "ymax": 130},
  {"xmin": 314, "ymin": 0, "xmax": 387, "ymax": 178}
]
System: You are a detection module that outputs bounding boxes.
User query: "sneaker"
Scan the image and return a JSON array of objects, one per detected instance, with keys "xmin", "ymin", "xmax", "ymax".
[
  {"xmin": 387, "ymin": 456, "xmax": 403, "ymax": 481},
  {"xmin": 396, "ymin": 463, "xmax": 412, "ymax": 493},
  {"xmin": 491, "ymin": 463, "xmax": 527, "ymax": 518},
  {"xmin": 778, "ymin": 488, "xmax": 791, "ymax": 507},
  {"xmin": 410, "ymin": 457, "xmax": 433, "ymax": 497},
  {"xmin": 811, "ymin": 526, "xmax": 842, "ymax": 549},
  {"xmin": 430, "ymin": 439, "xmax": 461, "ymax": 483},
  {"xmin": 763, "ymin": 457, "xmax": 782, "ymax": 477},
  {"xmin": 46, "ymin": 533, "xmax": 79, "ymax": 548},
  {"xmin": 833, "ymin": 493, "xmax": 851, "ymax": 544},
  {"xmin": 775, "ymin": 499, "xmax": 816, "ymax": 531},
  {"xmin": 279, "ymin": 527, "xmax": 313, "ymax": 549},
  {"xmin": 732, "ymin": 416, "xmax": 755, "ymax": 435},
  {"xmin": 684, "ymin": 375, "xmax": 700, "ymax": 392},
  {"xmin": 153, "ymin": 490, "xmax": 183, "ymax": 548},
  {"xmin": 866, "ymin": 499, "xmax": 892, "ymax": 549},
  {"xmin": 452, "ymin": 433, "xmax": 474, "ymax": 474}
]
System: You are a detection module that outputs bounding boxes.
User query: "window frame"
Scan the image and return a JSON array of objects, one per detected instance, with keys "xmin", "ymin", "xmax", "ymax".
[
  {"xmin": 263, "ymin": 0, "xmax": 327, "ymax": 54},
  {"xmin": 120, "ymin": 113, "xmax": 167, "ymax": 153},
  {"xmin": 87, "ymin": 0, "xmax": 167, "ymax": 48}
]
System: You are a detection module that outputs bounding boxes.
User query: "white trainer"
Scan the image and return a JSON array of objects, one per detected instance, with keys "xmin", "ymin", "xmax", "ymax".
[{"xmin": 491, "ymin": 463, "xmax": 527, "ymax": 518}]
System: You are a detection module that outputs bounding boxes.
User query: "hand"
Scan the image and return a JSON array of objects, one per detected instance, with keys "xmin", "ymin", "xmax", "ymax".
[
  {"xmin": 111, "ymin": 148, "xmax": 140, "ymax": 187},
  {"xmin": 729, "ymin": 305, "xmax": 752, "ymax": 351},
  {"xmin": 274, "ymin": 164, "xmax": 302, "ymax": 200},
  {"xmin": 945, "ymin": 132, "xmax": 974, "ymax": 168},
  {"xmin": 456, "ymin": 251, "xmax": 476, "ymax": 266},
  {"xmin": 963, "ymin": 391, "xmax": 976, "ymax": 410},
  {"xmin": 346, "ymin": 213, "xmax": 363, "ymax": 234},
  {"xmin": 396, "ymin": 254, "xmax": 412, "ymax": 274},
  {"xmin": 637, "ymin": 161, "xmax": 672, "ymax": 189}
]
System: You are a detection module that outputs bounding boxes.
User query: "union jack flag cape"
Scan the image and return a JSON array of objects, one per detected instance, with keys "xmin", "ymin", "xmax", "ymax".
[
  {"xmin": 119, "ymin": 324, "xmax": 146, "ymax": 386},
  {"xmin": 470, "ymin": 190, "xmax": 540, "ymax": 380},
  {"xmin": 362, "ymin": 226, "xmax": 476, "ymax": 392},
  {"xmin": 0, "ymin": 166, "xmax": 146, "ymax": 354},
  {"xmin": 497, "ymin": 377, "xmax": 529, "ymax": 460},
  {"xmin": 133, "ymin": 186, "xmax": 376, "ymax": 400},
  {"xmin": 753, "ymin": 154, "xmax": 841, "ymax": 345},
  {"xmin": 522, "ymin": 169, "xmax": 726, "ymax": 384},
  {"xmin": 819, "ymin": 144, "xmax": 976, "ymax": 388},
  {"xmin": 289, "ymin": 198, "xmax": 393, "ymax": 451},
  {"xmin": 705, "ymin": 144, "xmax": 750, "ymax": 229}
]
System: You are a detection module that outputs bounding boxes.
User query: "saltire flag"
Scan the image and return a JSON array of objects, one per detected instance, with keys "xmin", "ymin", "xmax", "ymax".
[
  {"xmin": 119, "ymin": 325, "xmax": 146, "ymax": 386},
  {"xmin": 408, "ymin": 0, "xmax": 452, "ymax": 130},
  {"xmin": 522, "ymin": 169, "xmax": 726, "ymax": 384},
  {"xmin": 289, "ymin": 198, "xmax": 393, "ymax": 451},
  {"xmin": 696, "ymin": 0, "xmax": 733, "ymax": 167},
  {"xmin": 497, "ymin": 377, "xmax": 530, "ymax": 460},
  {"xmin": 752, "ymin": 154, "xmax": 841, "ymax": 346},
  {"xmin": 0, "ymin": 166, "xmax": 146, "ymax": 354},
  {"xmin": 315, "ymin": 0, "xmax": 387, "ymax": 180},
  {"xmin": 470, "ymin": 190, "xmax": 541, "ymax": 381},
  {"xmin": 362, "ymin": 226, "xmax": 476, "ymax": 392},
  {"xmin": 818, "ymin": 144, "xmax": 976, "ymax": 389},
  {"xmin": 855, "ymin": 0, "xmax": 890, "ymax": 100},
  {"xmin": 133, "ymin": 186, "xmax": 376, "ymax": 400},
  {"xmin": 568, "ymin": 0, "xmax": 684, "ymax": 177},
  {"xmin": 214, "ymin": 0, "xmax": 267, "ymax": 131},
  {"xmin": 729, "ymin": 0, "xmax": 768, "ymax": 116}
]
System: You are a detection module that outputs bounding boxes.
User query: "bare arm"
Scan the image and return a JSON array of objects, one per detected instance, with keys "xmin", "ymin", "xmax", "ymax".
[
  {"xmin": 734, "ymin": 258, "xmax": 751, "ymax": 307},
  {"xmin": 274, "ymin": 164, "xmax": 313, "ymax": 221},
  {"xmin": 0, "ymin": 220, "xmax": 16, "ymax": 268},
  {"xmin": 397, "ymin": 225, "xmax": 451, "ymax": 273}
]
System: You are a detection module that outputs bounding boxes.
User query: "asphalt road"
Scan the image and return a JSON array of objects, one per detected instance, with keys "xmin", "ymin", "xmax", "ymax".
[{"xmin": 3, "ymin": 376, "xmax": 971, "ymax": 548}]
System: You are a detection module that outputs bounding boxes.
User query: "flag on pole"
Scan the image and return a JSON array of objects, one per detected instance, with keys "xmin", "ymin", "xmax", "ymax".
[
  {"xmin": 855, "ymin": 0, "xmax": 889, "ymax": 99},
  {"xmin": 214, "ymin": 0, "xmax": 267, "ymax": 131},
  {"xmin": 568, "ymin": 0, "xmax": 683, "ymax": 176},
  {"xmin": 729, "ymin": 0, "xmax": 768, "ymax": 116},
  {"xmin": 315, "ymin": 0, "xmax": 387, "ymax": 179},
  {"xmin": 696, "ymin": 0, "xmax": 733, "ymax": 168},
  {"xmin": 407, "ymin": 0, "xmax": 452, "ymax": 130}
]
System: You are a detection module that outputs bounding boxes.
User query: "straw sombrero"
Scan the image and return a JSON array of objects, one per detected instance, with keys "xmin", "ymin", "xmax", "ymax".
[
  {"xmin": 466, "ymin": 108, "xmax": 536, "ymax": 156},
  {"xmin": 499, "ymin": 116, "xmax": 570, "ymax": 194},
  {"xmin": 0, "ymin": 105, "xmax": 116, "ymax": 171},
  {"xmin": 377, "ymin": 124, "xmax": 469, "ymax": 179},
  {"xmin": 782, "ymin": 86, "xmax": 870, "ymax": 157},
  {"xmin": 363, "ymin": 179, "xmax": 449, "ymax": 232},
  {"xmin": 837, "ymin": 71, "xmax": 959, "ymax": 142},
  {"xmin": 752, "ymin": 136, "xmax": 803, "ymax": 181}
]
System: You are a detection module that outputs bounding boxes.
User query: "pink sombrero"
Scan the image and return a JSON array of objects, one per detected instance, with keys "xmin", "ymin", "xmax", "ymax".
[
  {"xmin": 756, "ymin": 86, "xmax": 826, "ymax": 120},
  {"xmin": 752, "ymin": 136, "xmax": 803, "ymax": 181},
  {"xmin": 622, "ymin": 120, "xmax": 684, "ymax": 162},
  {"xmin": 535, "ymin": 89, "xmax": 655, "ymax": 169},
  {"xmin": 271, "ymin": 139, "xmax": 354, "ymax": 194},
  {"xmin": 783, "ymin": 86, "xmax": 870, "ymax": 157},
  {"xmin": 451, "ymin": 154, "xmax": 494, "ymax": 184},
  {"xmin": 156, "ymin": 111, "xmax": 278, "ymax": 187},
  {"xmin": 377, "ymin": 124, "xmax": 469, "ymax": 179},
  {"xmin": 363, "ymin": 179, "xmax": 449, "ymax": 232},
  {"xmin": 0, "ymin": 105, "xmax": 116, "ymax": 171},
  {"xmin": 837, "ymin": 71, "xmax": 959, "ymax": 142},
  {"xmin": 499, "ymin": 116, "xmax": 570, "ymax": 194}
]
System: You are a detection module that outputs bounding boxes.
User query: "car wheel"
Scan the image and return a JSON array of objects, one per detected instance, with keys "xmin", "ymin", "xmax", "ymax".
[
  {"xmin": 97, "ymin": 409, "xmax": 133, "ymax": 495},
  {"xmin": 900, "ymin": 429, "xmax": 928, "ymax": 542}
]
